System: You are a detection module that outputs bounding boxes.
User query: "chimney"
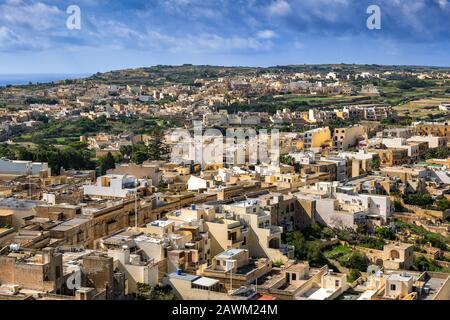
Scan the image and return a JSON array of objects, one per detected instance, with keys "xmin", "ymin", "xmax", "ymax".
[{"xmin": 42, "ymin": 247, "xmax": 54, "ymax": 264}]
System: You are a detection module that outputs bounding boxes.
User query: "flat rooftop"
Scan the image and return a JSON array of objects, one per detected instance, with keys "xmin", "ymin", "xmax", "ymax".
[
  {"xmin": 192, "ymin": 277, "xmax": 219, "ymax": 288},
  {"xmin": 230, "ymin": 199, "xmax": 260, "ymax": 208},
  {"xmin": 50, "ymin": 218, "xmax": 90, "ymax": 232},
  {"xmin": 169, "ymin": 272, "xmax": 199, "ymax": 282},
  {"xmin": 216, "ymin": 248, "xmax": 246, "ymax": 259},
  {"xmin": 148, "ymin": 220, "xmax": 173, "ymax": 228},
  {"xmin": 103, "ymin": 230, "xmax": 143, "ymax": 245}
]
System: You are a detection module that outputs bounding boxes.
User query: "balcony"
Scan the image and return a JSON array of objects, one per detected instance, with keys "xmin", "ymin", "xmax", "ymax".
[
  {"xmin": 264, "ymin": 225, "xmax": 283, "ymax": 236},
  {"xmin": 279, "ymin": 244, "xmax": 295, "ymax": 257},
  {"xmin": 228, "ymin": 235, "xmax": 243, "ymax": 245}
]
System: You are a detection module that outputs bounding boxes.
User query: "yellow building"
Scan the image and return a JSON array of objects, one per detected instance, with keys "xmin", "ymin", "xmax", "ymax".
[
  {"xmin": 415, "ymin": 121, "xmax": 450, "ymax": 138},
  {"xmin": 303, "ymin": 127, "xmax": 332, "ymax": 149},
  {"xmin": 333, "ymin": 125, "xmax": 365, "ymax": 150}
]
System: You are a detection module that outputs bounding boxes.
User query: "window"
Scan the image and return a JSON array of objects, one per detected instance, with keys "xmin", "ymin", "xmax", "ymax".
[
  {"xmin": 291, "ymin": 273, "xmax": 297, "ymax": 281},
  {"xmin": 335, "ymin": 280, "xmax": 340, "ymax": 287},
  {"xmin": 390, "ymin": 284, "xmax": 396, "ymax": 291}
]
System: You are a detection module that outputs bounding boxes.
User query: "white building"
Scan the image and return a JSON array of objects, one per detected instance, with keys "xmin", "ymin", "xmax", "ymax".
[
  {"xmin": 407, "ymin": 136, "xmax": 447, "ymax": 149},
  {"xmin": 335, "ymin": 193, "xmax": 392, "ymax": 223},
  {"xmin": 289, "ymin": 151, "xmax": 315, "ymax": 165},
  {"xmin": 381, "ymin": 138, "xmax": 420, "ymax": 160},
  {"xmin": 438, "ymin": 103, "xmax": 450, "ymax": 112},
  {"xmin": 107, "ymin": 247, "xmax": 159, "ymax": 294},
  {"xmin": 304, "ymin": 190, "xmax": 392, "ymax": 229},
  {"xmin": 187, "ymin": 175, "xmax": 210, "ymax": 192},
  {"xmin": 0, "ymin": 158, "xmax": 50, "ymax": 176},
  {"xmin": 83, "ymin": 174, "xmax": 146, "ymax": 198}
]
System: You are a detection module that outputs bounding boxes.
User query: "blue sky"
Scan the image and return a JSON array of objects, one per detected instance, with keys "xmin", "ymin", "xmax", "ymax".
[{"xmin": 1, "ymin": 0, "xmax": 450, "ymax": 74}]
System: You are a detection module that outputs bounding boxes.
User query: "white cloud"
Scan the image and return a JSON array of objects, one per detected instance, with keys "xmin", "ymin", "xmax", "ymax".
[
  {"xmin": 437, "ymin": 0, "xmax": 448, "ymax": 9},
  {"xmin": 0, "ymin": 26, "xmax": 16, "ymax": 41},
  {"xmin": 267, "ymin": 0, "xmax": 291, "ymax": 16},
  {"xmin": 146, "ymin": 31, "xmax": 272, "ymax": 53},
  {"xmin": 257, "ymin": 29, "xmax": 276, "ymax": 39},
  {"xmin": 0, "ymin": 0, "xmax": 62, "ymax": 31}
]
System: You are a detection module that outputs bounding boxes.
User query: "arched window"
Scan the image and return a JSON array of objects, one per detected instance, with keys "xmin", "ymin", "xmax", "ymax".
[{"xmin": 390, "ymin": 250, "xmax": 400, "ymax": 260}]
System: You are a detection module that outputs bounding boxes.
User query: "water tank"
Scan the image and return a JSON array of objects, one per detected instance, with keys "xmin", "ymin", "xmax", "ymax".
[
  {"xmin": 176, "ymin": 268, "xmax": 183, "ymax": 275},
  {"xmin": 9, "ymin": 243, "xmax": 20, "ymax": 252}
]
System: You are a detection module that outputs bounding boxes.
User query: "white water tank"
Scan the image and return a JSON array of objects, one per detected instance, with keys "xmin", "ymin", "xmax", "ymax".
[{"xmin": 9, "ymin": 243, "xmax": 20, "ymax": 251}]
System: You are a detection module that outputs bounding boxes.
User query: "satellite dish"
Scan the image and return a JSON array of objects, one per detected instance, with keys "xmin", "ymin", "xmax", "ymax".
[{"xmin": 367, "ymin": 264, "xmax": 381, "ymax": 276}]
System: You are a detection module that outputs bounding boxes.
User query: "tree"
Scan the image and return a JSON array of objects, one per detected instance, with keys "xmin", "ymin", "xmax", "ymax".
[
  {"xmin": 431, "ymin": 197, "xmax": 450, "ymax": 211},
  {"xmin": 149, "ymin": 285, "xmax": 177, "ymax": 300},
  {"xmin": 120, "ymin": 145, "xmax": 133, "ymax": 159},
  {"xmin": 424, "ymin": 147, "xmax": 450, "ymax": 160},
  {"xmin": 321, "ymin": 227, "xmax": 335, "ymax": 239},
  {"xmin": 339, "ymin": 252, "xmax": 368, "ymax": 272},
  {"xmin": 403, "ymin": 193, "xmax": 433, "ymax": 207},
  {"xmin": 375, "ymin": 226, "xmax": 396, "ymax": 240},
  {"xmin": 302, "ymin": 224, "xmax": 324, "ymax": 240},
  {"xmin": 359, "ymin": 235, "xmax": 386, "ymax": 250},
  {"xmin": 412, "ymin": 255, "xmax": 441, "ymax": 272},
  {"xmin": 285, "ymin": 231, "xmax": 326, "ymax": 267},
  {"xmin": 26, "ymin": 143, "xmax": 95, "ymax": 175},
  {"xmin": 286, "ymin": 231, "xmax": 307, "ymax": 259},
  {"xmin": 280, "ymin": 155, "xmax": 296, "ymax": 166},
  {"xmin": 371, "ymin": 158, "xmax": 380, "ymax": 170},
  {"xmin": 305, "ymin": 241, "xmax": 323, "ymax": 263},
  {"xmin": 147, "ymin": 128, "xmax": 169, "ymax": 161},
  {"xmin": 136, "ymin": 283, "xmax": 151, "ymax": 300},
  {"xmin": 131, "ymin": 150, "xmax": 149, "ymax": 165},
  {"xmin": 348, "ymin": 269, "xmax": 361, "ymax": 283},
  {"xmin": 98, "ymin": 152, "xmax": 116, "ymax": 175}
]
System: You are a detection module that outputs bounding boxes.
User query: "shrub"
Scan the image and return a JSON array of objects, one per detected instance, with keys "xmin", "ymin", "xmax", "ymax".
[
  {"xmin": 324, "ymin": 245, "xmax": 352, "ymax": 260},
  {"xmin": 339, "ymin": 252, "xmax": 368, "ymax": 272},
  {"xmin": 411, "ymin": 256, "xmax": 441, "ymax": 272},
  {"xmin": 359, "ymin": 236, "xmax": 386, "ymax": 250},
  {"xmin": 285, "ymin": 231, "xmax": 326, "ymax": 267},
  {"xmin": 272, "ymin": 260, "xmax": 285, "ymax": 268},
  {"xmin": 347, "ymin": 269, "xmax": 361, "ymax": 283},
  {"xmin": 403, "ymin": 193, "xmax": 433, "ymax": 207},
  {"xmin": 375, "ymin": 226, "xmax": 396, "ymax": 240}
]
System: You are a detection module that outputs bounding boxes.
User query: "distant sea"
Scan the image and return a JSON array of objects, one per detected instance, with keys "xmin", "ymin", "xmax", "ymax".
[{"xmin": 0, "ymin": 74, "xmax": 91, "ymax": 86}]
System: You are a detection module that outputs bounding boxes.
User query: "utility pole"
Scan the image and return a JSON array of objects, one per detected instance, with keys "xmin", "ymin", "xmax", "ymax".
[
  {"xmin": 230, "ymin": 266, "xmax": 233, "ymax": 293},
  {"xmin": 227, "ymin": 259, "xmax": 234, "ymax": 294},
  {"xmin": 135, "ymin": 191, "xmax": 138, "ymax": 228},
  {"xmin": 28, "ymin": 164, "xmax": 32, "ymax": 200}
]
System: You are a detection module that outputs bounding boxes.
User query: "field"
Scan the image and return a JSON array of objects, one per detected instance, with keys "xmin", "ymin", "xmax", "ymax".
[{"xmin": 393, "ymin": 97, "xmax": 450, "ymax": 118}]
